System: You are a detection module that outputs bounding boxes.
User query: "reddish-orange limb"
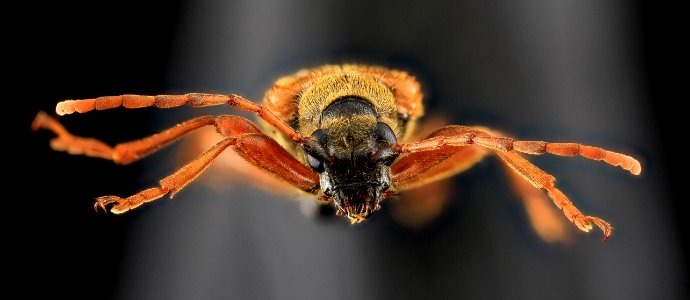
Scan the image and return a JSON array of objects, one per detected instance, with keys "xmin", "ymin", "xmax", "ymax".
[
  {"xmin": 394, "ymin": 125, "xmax": 641, "ymax": 175},
  {"xmin": 392, "ymin": 125, "xmax": 638, "ymax": 240},
  {"xmin": 54, "ymin": 93, "xmax": 307, "ymax": 143},
  {"xmin": 33, "ymin": 112, "xmax": 223, "ymax": 164},
  {"xmin": 33, "ymin": 111, "xmax": 319, "ymax": 213},
  {"xmin": 176, "ymin": 126, "xmax": 299, "ymax": 196},
  {"xmin": 96, "ymin": 130, "xmax": 321, "ymax": 213},
  {"xmin": 95, "ymin": 138, "xmax": 237, "ymax": 213},
  {"xmin": 392, "ymin": 126, "xmax": 489, "ymax": 190},
  {"xmin": 392, "ymin": 125, "xmax": 572, "ymax": 242},
  {"xmin": 505, "ymin": 167, "xmax": 571, "ymax": 244},
  {"xmin": 32, "ymin": 111, "xmax": 114, "ymax": 160},
  {"xmin": 230, "ymin": 133, "xmax": 319, "ymax": 193},
  {"xmin": 497, "ymin": 152, "xmax": 613, "ymax": 241}
]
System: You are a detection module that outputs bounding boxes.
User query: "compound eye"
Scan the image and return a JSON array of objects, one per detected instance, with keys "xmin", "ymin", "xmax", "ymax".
[
  {"xmin": 372, "ymin": 122, "xmax": 399, "ymax": 165},
  {"xmin": 374, "ymin": 122, "xmax": 397, "ymax": 144},
  {"xmin": 304, "ymin": 129, "xmax": 329, "ymax": 173},
  {"xmin": 311, "ymin": 128, "xmax": 328, "ymax": 144},
  {"xmin": 307, "ymin": 153, "xmax": 325, "ymax": 173}
]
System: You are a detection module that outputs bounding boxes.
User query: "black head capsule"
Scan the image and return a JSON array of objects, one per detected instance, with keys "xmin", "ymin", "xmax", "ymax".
[{"xmin": 303, "ymin": 96, "xmax": 399, "ymax": 223}]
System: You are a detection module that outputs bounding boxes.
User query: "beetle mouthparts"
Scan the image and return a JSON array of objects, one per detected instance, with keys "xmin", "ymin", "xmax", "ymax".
[{"xmin": 334, "ymin": 188, "xmax": 382, "ymax": 224}]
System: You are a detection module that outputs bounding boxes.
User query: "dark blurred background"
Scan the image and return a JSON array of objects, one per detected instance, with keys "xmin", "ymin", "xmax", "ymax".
[{"xmin": 12, "ymin": 0, "xmax": 685, "ymax": 299}]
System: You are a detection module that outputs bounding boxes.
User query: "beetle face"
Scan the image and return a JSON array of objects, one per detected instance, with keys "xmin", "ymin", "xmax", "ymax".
[
  {"xmin": 303, "ymin": 97, "xmax": 399, "ymax": 223},
  {"xmin": 318, "ymin": 149, "xmax": 393, "ymax": 223}
]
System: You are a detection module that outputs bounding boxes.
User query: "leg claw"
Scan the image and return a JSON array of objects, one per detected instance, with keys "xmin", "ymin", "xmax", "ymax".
[{"xmin": 94, "ymin": 196, "xmax": 125, "ymax": 213}]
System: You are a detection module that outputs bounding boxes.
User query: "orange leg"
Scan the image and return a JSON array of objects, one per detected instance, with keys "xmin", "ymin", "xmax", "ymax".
[
  {"xmin": 392, "ymin": 125, "xmax": 641, "ymax": 240},
  {"xmin": 96, "ymin": 137, "xmax": 237, "ymax": 213},
  {"xmin": 391, "ymin": 144, "xmax": 486, "ymax": 228},
  {"xmin": 392, "ymin": 126, "xmax": 489, "ymax": 190},
  {"xmin": 496, "ymin": 151, "xmax": 612, "ymax": 239},
  {"xmin": 395, "ymin": 125, "xmax": 641, "ymax": 175},
  {"xmin": 32, "ymin": 112, "xmax": 222, "ymax": 164},
  {"xmin": 34, "ymin": 112, "xmax": 318, "ymax": 213},
  {"xmin": 392, "ymin": 125, "xmax": 570, "ymax": 242},
  {"xmin": 53, "ymin": 93, "xmax": 307, "ymax": 143},
  {"xmin": 96, "ymin": 132, "xmax": 319, "ymax": 214},
  {"xmin": 388, "ymin": 117, "xmax": 477, "ymax": 228},
  {"xmin": 504, "ymin": 168, "xmax": 571, "ymax": 244}
]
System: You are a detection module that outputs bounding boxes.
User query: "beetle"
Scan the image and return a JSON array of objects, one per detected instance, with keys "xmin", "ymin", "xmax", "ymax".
[{"xmin": 32, "ymin": 64, "xmax": 640, "ymax": 240}]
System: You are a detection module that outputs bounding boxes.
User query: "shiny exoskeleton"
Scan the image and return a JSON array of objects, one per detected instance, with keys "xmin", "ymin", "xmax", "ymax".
[
  {"xmin": 33, "ymin": 65, "xmax": 641, "ymax": 240},
  {"xmin": 303, "ymin": 97, "xmax": 399, "ymax": 222}
]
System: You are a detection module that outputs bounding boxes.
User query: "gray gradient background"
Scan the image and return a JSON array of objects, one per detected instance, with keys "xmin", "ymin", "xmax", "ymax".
[
  {"xmin": 14, "ymin": 0, "xmax": 684, "ymax": 299},
  {"xmin": 116, "ymin": 1, "xmax": 682, "ymax": 299}
]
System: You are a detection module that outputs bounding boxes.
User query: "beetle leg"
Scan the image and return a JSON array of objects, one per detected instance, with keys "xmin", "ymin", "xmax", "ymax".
[
  {"xmin": 391, "ymin": 126, "xmax": 569, "ymax": 242},
  {"xmin": 392, "ymin": 126, "xmax": 570, "ymax": 243},
  {"xmin": 392, "ymin": 125, "xmax": 639, "ymax": 240},
  {"xmin": 33, "ymin": 112, "xmax": 221, "ymax": 164},
  {"xmin": 95, "ymin": 137, "xmax": 237, "ymax": 213},
  {"xmin": 495, "ymin": 151, "xmax": 614, "ymax": 240},
  {"xmin": 394, "ymin": 125, "xmax": 641, "ymax": 175},
  {"xmin": 392, "ymin": 145, "xmax": 488, "ymax": 190},
  {"xmin": 33, "ymin": 112, "xmax": 319, "ymax": 213},
  {"xmin": 52, "ymin": 93, "xmax": 307, "ymax": 143},
  {"xmin": 95, "ymin": 130, "xmax": 319, "ymax": 214},
  {"xmin": 504, "ymin": 167, "xmax": 571, "ymax": 244}
]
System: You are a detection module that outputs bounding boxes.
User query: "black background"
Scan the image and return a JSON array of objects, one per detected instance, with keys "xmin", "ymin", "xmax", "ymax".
[
  {"xmin": 14, "ymin": 2, "xmax": 182, "ymax": 297},
  {"xmin": 11, "ymin": 1, "xmax": 685, "ymax": 299}
]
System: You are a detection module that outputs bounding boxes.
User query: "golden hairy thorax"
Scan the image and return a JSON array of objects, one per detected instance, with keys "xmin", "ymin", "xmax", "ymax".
[
  {"xmin": 262, "ymin": 65, "xmax": 419, "ymax": 159},
  {"xmin": 295, "ymin": 66, "xmax": 400, "ymax": 136}
]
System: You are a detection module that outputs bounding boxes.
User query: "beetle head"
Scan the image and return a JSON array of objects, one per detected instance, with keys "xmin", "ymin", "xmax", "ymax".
[{"xmin": 303, "ymin": 97, "xmax": 399, "ymax": 223}]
